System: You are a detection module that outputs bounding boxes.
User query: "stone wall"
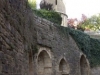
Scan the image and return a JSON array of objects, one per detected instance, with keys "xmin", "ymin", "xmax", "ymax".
[
  {"xmin": 0, "ymin": 0, "xmax": 36, "ymax": 75},
  {"xmin": 91, "ymin": 67, "xmax": 100, "ymax": 75},
  {"xmin": 32, "ymin": 14, "xmax": 90, "ymax": 75},
  {"xmin": 40, "ymin": 0, "xmax": 66, "ymax": 13},
  {"xmin": 0, "ymin": 0, "xmax": 90, "ymax": 75}
]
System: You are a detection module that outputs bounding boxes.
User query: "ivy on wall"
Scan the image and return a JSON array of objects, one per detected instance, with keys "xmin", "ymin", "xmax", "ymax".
[
  {"xmin": 69, "ymin": 28, "xmax": 100, "ymax": 67},
  {"xmin": 90, "ymin": 38, "xmax": 100, "ymax": 67},
  {"xmin": 56, "ymin": 26, "xmax": 100, "ymax": 67},
  {"xmin": 69, "ymin": 28, "xmax": 91, "ymax": 58}
]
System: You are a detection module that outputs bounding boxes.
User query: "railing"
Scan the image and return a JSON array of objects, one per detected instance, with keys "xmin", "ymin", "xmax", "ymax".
[
  {"xmin": 84, "ymin": 31, "xmax": 100, "ymax": 39},
  {"xmin": 84, "ymin": 31, "xmax": 100, "ymax": 35}
]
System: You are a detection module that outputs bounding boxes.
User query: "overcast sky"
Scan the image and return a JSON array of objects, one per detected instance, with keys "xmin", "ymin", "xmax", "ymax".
[
  {"xmin": 63, "ymin": 0, "xmax": 100, "ymax": 19},
  {"xmin": 36, "ymin": 0, "xmax": 100, "ymax": 20}
]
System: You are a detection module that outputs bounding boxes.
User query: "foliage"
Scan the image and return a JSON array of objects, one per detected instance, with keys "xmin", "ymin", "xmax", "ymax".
[
  {"xmin": 54, "ymin": 26, "xmax": 91, "ymax": 59},
  {"xmin": 28, "ymin": 0, "xmax": 62, "ymax": 25},
  {"xmin": 28, "ymin": 0, "xmax": 100, "ymax": 67},
  {"xmin": 78, "ymin": 14, "xmax": 100, "ymax": 31},
  {"xmin": 28, "ymin": 0, "xmax": 36, "ymax": 9},
  {"xmin": 40, "ymin": 0, "xmax": 53, "ymax": 10},
  {"xmin": 69, "ymin": 28, "xmax": 91, "ymax": 58},
  {"xmin": 55, "ymin": 26, "xmax": 69, "ymax": 38},
  {"xmin": 67, "ymin": 14, "xmax": 87, "ymax": 31},
  {"xmin": 90, "ymin": 38, "xmax": 100, "ymax": 67},
  {"xmin": 67, "ymin": 18, "xmax": 78, "ymax": 29},
  {"xmin": 33, "ymin": 9, "xmax": 62, "ymax": 25},
  {"xmin": 56, "ymin": 26, "xmax": 100, "ymax": 67},
  {"xmin": 69, "ymin": 28, "xmax": 100, "ymax": 67}
]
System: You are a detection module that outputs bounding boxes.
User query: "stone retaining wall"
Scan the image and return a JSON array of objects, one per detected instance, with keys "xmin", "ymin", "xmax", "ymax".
[{"xmin": 0, "ymin": 0, "xmax": 90, "ymax": 75}]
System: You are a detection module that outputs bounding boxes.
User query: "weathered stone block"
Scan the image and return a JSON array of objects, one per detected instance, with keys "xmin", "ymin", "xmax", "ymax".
[{"xmin": 2, "ymin": 64, "xmax": 9, "ymax": 73}]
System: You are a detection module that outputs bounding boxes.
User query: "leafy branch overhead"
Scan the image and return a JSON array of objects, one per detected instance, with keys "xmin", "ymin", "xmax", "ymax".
[
  {"xmin": 28, "ymin": 0, "xmax": 62, "ymax": 25},
  {"xmin": 40, "ymin": 0, "xmax": 53, "ymax": 10},
  {"xmin": 28, "ymin": 0, "xmax": 36, "ymax": 9}
]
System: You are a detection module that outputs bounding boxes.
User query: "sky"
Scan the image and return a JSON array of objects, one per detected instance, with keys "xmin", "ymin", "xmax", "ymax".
[
  {"xmin": 63, "ymin": 0, "xmax": 100, "ymax": 20},
  {"xmin": 36, "ymin": 0, "xmax": 100, "ymax": 20}
]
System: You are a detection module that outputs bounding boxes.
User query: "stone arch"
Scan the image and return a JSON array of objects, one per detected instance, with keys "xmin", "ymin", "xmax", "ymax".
[
  {"xmin": 59, "ymin": 58, "xmax": 70, "ymax": 75},
  {"xmin": 37, "ymin": 50, "xmax": 52, "ymax": 75},
  {"xmin": 80, "ymin": 55, "xmax": 90, "ymax": 75}
]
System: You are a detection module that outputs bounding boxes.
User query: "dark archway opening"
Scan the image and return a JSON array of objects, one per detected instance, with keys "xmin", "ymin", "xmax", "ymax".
[
  {"xmin": 59, "ymin": 59, "xmax": 70, "ymax": 75},
  {"xmin": 29, "ymin": 50, "xmax": 34, "ymax": 75},
  {"xmin": 80, "ymin": 55, "xmax": 89, "ymax": 75}
]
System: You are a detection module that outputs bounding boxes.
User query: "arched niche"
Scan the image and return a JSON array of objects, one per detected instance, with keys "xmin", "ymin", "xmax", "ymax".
[
  {"xmin": 38, "ymin": 50, "xmax": 52, "ymax": 75},
  {"xmin": 59, "ymin": 58, "xmax": 70, "ymax": 75},
  {"xmin": 29, "ymin": 50, "xmax": 34, "ymax": 75},
  {"xmin": 80, "ymin": 55, "xmax": 90, "ymax": 75}
]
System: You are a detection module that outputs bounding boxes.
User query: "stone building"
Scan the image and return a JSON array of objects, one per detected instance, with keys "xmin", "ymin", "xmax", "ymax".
[
  {"xmin": 0, "ymin": 0, "xmax": 91, "ymax": 75},
  {"xmin": 38, "ymin": 0, "xmax": 68, "ymax": 27}
]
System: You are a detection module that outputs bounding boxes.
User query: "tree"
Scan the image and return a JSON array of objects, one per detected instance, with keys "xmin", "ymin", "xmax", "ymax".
[
  {"xmin": 78, "ymin": 14, "xmax": 100, "ymax": 31},
  {"xmin": 40, "ymin": 0, "xmax": 53, "ymax": 10},
  {"xmin": 28, "ymin": 0, "xmax": 36, "ymax": 9},
  {"xmin": 68, "ymin": 18, "xmax": 78, "ymax": 29},
  {"xmin": 81, "ymin": 14, "xmax": 87, "ymax": 22}
]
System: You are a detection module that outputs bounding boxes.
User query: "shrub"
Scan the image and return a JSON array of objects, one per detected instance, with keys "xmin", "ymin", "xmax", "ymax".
[
  {"xmin": 33, "ymin": 9, "xmax": 62, "ymax": 25},
  {"xmin": 28, "ymin": 0, "xmax": 36, "ymax": 9},
  {"xmin": 40, "ymin": 0, "xmax": 53, "ymax": 10}
]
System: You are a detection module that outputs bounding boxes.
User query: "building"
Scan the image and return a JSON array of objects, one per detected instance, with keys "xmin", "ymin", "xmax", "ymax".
[{"xmin": 37, "ymin": 0, "xmax": 68, "ymax": 27}]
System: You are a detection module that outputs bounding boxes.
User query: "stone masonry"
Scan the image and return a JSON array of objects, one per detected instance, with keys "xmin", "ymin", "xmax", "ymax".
[{"xmin": 0, "ymin": 0, "xmax": 90, "ymax": 75}]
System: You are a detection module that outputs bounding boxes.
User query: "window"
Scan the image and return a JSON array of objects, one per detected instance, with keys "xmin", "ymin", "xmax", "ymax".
[{"xmin": 55, "ymin": 0, "xmax": 57, "ymax": 5}]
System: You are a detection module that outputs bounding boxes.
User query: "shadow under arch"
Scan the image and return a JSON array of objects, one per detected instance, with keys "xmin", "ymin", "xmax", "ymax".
[
  {"xmin": 80, "ymin": 55, "xmax": 90, "ymax": 75},
  {"xmin": 29, "ymin": 50, "xmax": 34, "ymax": 75},
  {"xmin": 59, "ymin": 58, "xmax": 70, "ymax": 75},
  {"xmin": 37, "ymin": 50, "xmax": 52, "ymax": 75}
]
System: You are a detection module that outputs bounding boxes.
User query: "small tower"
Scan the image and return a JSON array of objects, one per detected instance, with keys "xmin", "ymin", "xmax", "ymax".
[{"xmin": 37, "ymin": 0, "xmax": 68, "ymax": 27}]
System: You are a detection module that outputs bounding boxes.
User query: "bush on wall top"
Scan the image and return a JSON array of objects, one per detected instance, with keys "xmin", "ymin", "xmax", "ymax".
[
  {"xmin": 28, "ymin": 0, "xmax": 36, "ymax": 9},
  {"xmin": 33, "ymin": 9, "xmax": 62, "ymax": 25}
]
